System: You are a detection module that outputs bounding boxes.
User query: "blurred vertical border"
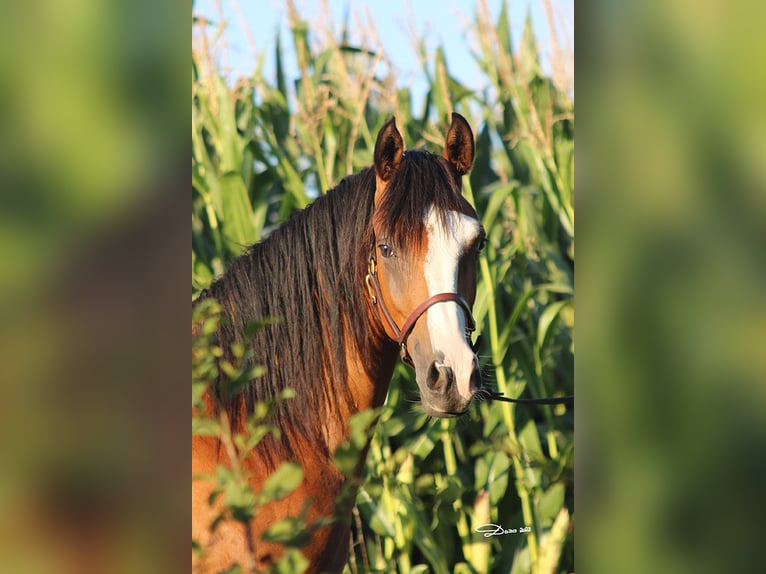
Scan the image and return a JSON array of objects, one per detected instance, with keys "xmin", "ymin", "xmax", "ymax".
[
  {"xmin": 577, "ymin": 0, "xmax": 766, "ymax": 573},
  {"xmin": 0, "ymin": 0, "xmax": 187, "ymax": 572}
]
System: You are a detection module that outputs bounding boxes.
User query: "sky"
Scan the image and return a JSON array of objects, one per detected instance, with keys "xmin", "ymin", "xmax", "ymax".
[{"xmin": 193, "ymin": 0, "xmax": 573, "ymax": 105}]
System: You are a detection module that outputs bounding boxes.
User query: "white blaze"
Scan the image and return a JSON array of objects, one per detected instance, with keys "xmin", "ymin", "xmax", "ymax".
[{"xmin": 423, "ymin": 209, "xmax": 481, "ymax": 399}]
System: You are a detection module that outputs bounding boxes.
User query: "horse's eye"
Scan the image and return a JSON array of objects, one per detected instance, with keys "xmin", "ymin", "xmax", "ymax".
[
  {"xmin": 477, "ymin": 237, "xmax": 487, "ymax": 252},
  {"xmin": 378, "ymin": 243, "xmax": 394, "ymax": 258}
]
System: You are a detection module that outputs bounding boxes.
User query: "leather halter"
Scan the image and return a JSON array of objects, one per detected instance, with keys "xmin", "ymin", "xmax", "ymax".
[{"xmin": 364, "ymin": 253, "xmax": 476, "ymax": 366}]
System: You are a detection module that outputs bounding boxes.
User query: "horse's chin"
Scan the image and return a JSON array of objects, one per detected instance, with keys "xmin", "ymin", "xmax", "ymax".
[
  {"xmin": 417, "ymin": 386, "xmax": 473, "ymax": 418},
  {"xmin": 420, "ymin": 400, "xmax": 471, "ymax": 418}
]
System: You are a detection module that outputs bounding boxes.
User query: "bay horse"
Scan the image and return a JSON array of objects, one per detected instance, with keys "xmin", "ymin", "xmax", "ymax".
[{"xmin": 192, "ymin": 113, "xmax": 485, "ymax": 573}]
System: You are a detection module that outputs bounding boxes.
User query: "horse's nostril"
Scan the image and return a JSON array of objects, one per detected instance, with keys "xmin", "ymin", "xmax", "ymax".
[
  {"xmin": 469, "ymin": 360, "xmax": 482, "ymax": 393},
  {"xmin": 427, "ymin": 361, "xmax": 454, "ymax": 393}
]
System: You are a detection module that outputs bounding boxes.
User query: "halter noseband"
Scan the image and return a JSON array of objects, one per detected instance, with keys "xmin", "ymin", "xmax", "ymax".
[{"xmin": 364, "ymin": 253, "xmax": 477, "ymax": 366}]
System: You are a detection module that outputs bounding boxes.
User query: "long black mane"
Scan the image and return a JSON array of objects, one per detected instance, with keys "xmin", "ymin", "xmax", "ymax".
[{"xmin": 194, "ymin": 150, "xmax": 471, "ymax": 464}]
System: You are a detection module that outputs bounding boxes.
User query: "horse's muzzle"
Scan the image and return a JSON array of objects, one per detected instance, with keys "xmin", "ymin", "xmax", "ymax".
[{"xmin": 420, "ymin": 359, "xmax": 481, "ymax": 417}]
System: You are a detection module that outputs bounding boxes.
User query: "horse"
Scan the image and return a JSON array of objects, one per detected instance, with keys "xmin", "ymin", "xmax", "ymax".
[{"xmin": 192, "ymin": 113, "xmax": 485, "ymax": 573}]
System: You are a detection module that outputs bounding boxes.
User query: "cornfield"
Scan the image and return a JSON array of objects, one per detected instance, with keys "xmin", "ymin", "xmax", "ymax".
[{"xmin": 192, "ymin": 1, "xmax": 574, "ymax": 572}]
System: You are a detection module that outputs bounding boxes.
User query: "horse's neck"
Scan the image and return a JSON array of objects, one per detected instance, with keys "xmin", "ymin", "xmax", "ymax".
[
  {"xmin": 349, "ymin": 343, "xmax": 398, "ymax": 412},
  {"xmin": 322, "ymin": 326, "xmax": 399, "ymax": 461}
]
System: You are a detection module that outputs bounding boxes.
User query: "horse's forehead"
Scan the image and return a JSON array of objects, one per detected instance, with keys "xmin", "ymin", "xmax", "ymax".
[{"xmin": 424, "ymin": 208, "xmax": 481, "ymax": 246}]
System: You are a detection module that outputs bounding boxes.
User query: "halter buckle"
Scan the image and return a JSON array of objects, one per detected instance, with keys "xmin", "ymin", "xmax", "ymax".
[
  {"xmin": 365, "ymin": 273, "xmax": 377, "ymax": 304},
  {"xmin": 365, "ymin": 256, "xmax": 378, "ymax": 304}
]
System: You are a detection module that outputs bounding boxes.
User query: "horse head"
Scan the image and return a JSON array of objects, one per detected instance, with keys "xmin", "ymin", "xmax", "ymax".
[{"xmin": 368, "ymin": 113, "xmax": 485, "ymax": 417}]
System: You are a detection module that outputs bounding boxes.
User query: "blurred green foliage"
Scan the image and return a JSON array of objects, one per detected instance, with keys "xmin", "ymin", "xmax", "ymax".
[
  {"xmin": 580, "ymin": 1, "xmax": 766, "ymax": 573},
  {"xmin": 0, "ymin": 0, "xmax": 185, "ymax": 572},
  {"xmin": 0, "ymin": 0, "xmax": 183, "ymax": 302},
  {"xmin": 192, "ymin": 1, "xmax": 573, "ymax": 572}
]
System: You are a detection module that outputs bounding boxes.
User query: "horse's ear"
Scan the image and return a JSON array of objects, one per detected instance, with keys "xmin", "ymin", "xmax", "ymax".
[
  {"xmin": 442, "ymin": 112, "xmax": 475, "ymax": 176},
  {"xmin": 374, "ymin": 117, "xmax": 404, "ymax": 182}
]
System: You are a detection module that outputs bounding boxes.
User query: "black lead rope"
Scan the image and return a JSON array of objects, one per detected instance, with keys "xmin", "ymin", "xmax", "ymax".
[
  {"xmin": 486, "ymin": 391, "xmax": 574, "ymax": 406},
  {"xmin": 471, "ymin": 334, "xmax": 574, "ymax": 406}
]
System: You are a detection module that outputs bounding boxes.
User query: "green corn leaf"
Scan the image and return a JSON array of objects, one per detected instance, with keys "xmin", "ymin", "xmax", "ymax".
[
  {"xmin": 400, "ymin": 497, "xmax": 449, "ymax": 574},
  {"xmin": 538, "ymin": 482, "xmax": 565, "ymax": 528},
  {"xmin": 219, "ymin": 171, "xmax": 257, "ymax": 254},
  {"xmin": 259, "ymin": 462, "xmax": 304, "ymax": 503},
  {"xmin": 262, "ymin": 517, "xmax": 310, "ymax": 547},
  {"xmin": 356, "ymin": 488, "xmax": 396, "ymax": 538},
  {"xmin": 216, "ymin": 75, "xmax": 244, "ymax": 173},
  {"xmin": 497, "ymin": 0, "xmax": 514, "ymax": 60},
  {"xmin": 537, "ymin": 299, "xmax": 571, "ymax": 353},
  {"xmin": 537, "ymin": 508, "xmax": 570, "ymax": 574},
  {"xmin": 271, "ymin": 548, "xmax": 309, "ymax": 573}
]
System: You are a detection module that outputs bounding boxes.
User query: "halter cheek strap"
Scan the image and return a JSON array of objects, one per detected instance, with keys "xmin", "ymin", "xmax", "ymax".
[{"xmin": 364, "ymin": 254, "xmax": 477, "ymax": 366}]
